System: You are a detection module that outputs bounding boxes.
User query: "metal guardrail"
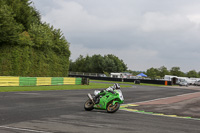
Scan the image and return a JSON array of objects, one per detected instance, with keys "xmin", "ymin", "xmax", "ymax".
[
  {"xmin": 69, "ymin": 72, "xmax": 106, "ymax": 77},
  {"xmin": 69, "ymin": 73, "xmax": 172, "ymax": 85}
]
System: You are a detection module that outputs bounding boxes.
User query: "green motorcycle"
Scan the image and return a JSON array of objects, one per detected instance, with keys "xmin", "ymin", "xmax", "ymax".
[{"xmin": 84, "ymin": 90, "xmax": 124, "ymax": 113}]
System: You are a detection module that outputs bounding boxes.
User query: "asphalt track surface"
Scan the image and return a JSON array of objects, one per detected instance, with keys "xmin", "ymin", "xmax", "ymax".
[{"xmin": 0, "ymin": 85, "xmax": 200, "ymax": 133}]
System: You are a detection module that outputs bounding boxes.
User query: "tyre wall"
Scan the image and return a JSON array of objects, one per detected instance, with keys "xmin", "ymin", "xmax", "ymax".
[{"xmin": 0, "ymin": 76, "xmax": 82, "ymax": 86}]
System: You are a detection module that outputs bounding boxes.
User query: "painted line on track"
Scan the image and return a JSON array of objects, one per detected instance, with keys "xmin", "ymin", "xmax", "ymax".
[
  {"xmin": 120, "ymin": 103, "xmax": 200, "ymax": 121},
  {"xmin": 132, "ymin": 92, "xmax": 200, "ymax": 105},
  {"xmin": 0, "ymin": 126, "xmax": 52, "ymax": 133},
  {"xmin": 120, "ymin": 92, "xmax": 200, "ymax": 121}
]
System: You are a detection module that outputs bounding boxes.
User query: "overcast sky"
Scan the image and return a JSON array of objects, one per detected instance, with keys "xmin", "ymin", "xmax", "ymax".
[{"xmin": 31, "ymin": 0, "xmax": 200, "ymax": 72}]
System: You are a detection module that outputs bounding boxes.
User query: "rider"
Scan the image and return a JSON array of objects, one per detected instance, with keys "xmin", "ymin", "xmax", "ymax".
[{"xmin": 93, "ymin": 83, "xmax": 121, "ymax": 104}]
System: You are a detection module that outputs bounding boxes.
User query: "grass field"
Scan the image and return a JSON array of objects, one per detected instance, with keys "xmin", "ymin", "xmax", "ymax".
[
  {"xmin": 91, "ymin": 80, "xmax": 167, "ymax": 87},
  {"xmin": 0, "ymin": 82, "xmax": 131, "ymax": 92}
]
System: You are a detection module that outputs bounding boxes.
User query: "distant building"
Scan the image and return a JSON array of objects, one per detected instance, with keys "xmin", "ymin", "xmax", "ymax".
[
  {"xmin": 164, "ymin": 75, "xmax": 178, "ymax": 81},
  {"xmin": 164, "ymin": 75, "xmax": 178, "ymax": 85},
  {"xmin": 164, "ymin": 75, "xmax": 200, "ymax": 85},
  {"xmin": 110, "ymin": 72, "xmax": 132, "ymax": 78}
]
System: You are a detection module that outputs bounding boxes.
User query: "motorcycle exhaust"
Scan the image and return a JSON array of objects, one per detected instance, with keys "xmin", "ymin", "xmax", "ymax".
[{"xmin": 87, "ymin": 93, "xmax": 95, "ymax": 104}]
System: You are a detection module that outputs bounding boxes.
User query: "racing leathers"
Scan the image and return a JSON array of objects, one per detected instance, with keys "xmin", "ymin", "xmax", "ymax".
[{"xmin": 93, "ymin": 86, "xmax": 116, "ymax": 104}]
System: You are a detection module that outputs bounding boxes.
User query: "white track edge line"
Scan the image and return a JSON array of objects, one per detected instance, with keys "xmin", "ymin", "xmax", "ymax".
[{"xmin": 0, "ymin": 126, "xmax": 52, "ymax": 133}]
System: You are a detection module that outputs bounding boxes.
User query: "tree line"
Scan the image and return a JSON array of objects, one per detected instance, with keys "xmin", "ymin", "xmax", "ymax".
[
  {"xmin": 145, "ymin": 66, "xmax": 200, "ymax": 79},
  {"xmin": 122, "ymin": 66, "xmax": 200, "ymax": 79},
  {"xmin": 0, "ymin": 0, "xmax": 70, "ymax": 77},
  {"xmin": 69, "ymin": 54, "xmax": 127, "ymax": 74},
  {"xmin": 70, "ymin": 54, "xmax": 200, "ymax": 79}
]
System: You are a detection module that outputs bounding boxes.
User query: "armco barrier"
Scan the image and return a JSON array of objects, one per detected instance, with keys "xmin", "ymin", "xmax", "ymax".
[{"xmin": 0, "ymin": 76, "xmax": 82, "ymax": 86}]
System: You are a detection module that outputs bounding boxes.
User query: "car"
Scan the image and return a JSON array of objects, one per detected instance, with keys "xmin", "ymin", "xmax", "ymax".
[
  {"xmin": 179, "ymin": 81, "xmax": 189, "ymax": 87},
  {"xmin": 194, "ymin": 80, "xmax": 200, "ymax": 86}
]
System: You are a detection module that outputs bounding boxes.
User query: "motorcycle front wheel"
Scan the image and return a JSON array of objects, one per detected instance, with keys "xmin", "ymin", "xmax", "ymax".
[
  {"xmin": 107, "ymin": 102, "xmax": 120, "ymax": 113},
  {"xmin": 84, "ymin": 99, "xmax": 94, "ymax": 111}
]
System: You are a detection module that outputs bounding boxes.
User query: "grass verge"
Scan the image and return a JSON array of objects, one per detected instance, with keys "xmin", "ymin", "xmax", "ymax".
[
  {"xmin": 91, "ymin": 80, "xmax": 167, "ymax": 87},
  {"xmin": 0, "ymin": 83, "xmax": 131, "ymax": 92}
]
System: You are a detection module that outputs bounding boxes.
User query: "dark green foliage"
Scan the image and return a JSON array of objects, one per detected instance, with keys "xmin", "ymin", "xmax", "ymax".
[
  {"xmin": 0, "ymin": 0, "xmax": 70, "ymax": 77},
  {"xmin": 158, "ymin": 66, "xmax": 170, "ymax": 78},
  {"xmin": 170, "ymin": 67, "xmax": 185, "ymax": 77},
  {"xmin": 146, "ymin": 66, "xmax": 200, "ymax": 79},
  {"xmin": 0, "ymin": 1, "xmax": 23, "ymax": 44},
  {"xmin": 0, "ymin": 45, "xmax": 69, "ymax": 77},
  {"xmin": 146, "ymin": 67, "xmax": 159, "ymax": 79},
  {"xmin": 69, "ymin": 54, "xmax": 127, "ymax": 73},
  {"xmin": 4, "ymin": 0, "xmax": 41, "ymax": 30},
  {"xmin": 186, "ymin": 70, "xmax": 198, "ymax": 78}
]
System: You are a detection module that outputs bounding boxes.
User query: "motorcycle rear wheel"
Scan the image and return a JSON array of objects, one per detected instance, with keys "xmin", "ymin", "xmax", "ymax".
[
  {"xmin": 107, "ymin": 102, "xmax": 120, "ymax": 113},
  {"xmin": 84, "ymin": 99, "xmax": 94, "ymax": 111}
]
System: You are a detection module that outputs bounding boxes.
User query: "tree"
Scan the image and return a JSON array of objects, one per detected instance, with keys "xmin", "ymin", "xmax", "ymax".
[
  {"xmin": 69, "ymin": 54, "xmax": 128, "ymax": 73},
  {"xmin": 90, "ymin": 54, "xmax": 104, "ymax": 73},
  {"xmin": 74, "ymin": 55, "xmax": 87, "ymax": 72},
  {"xmin": 4, "ymin": 0, "xmax": 41, "ymax": 30},
  {"xmin": 187, "ymin": 70, "xmax": 198, "ymax": 78},
  {"xmin": 170, "ymin": 67, "xmax": 185, "ymax": 77},
  {"xmin": 158, "ymin": 66, "xmax": 170, "ymax": 78},
  {"xmin": 103, "ymin": 56, "xmax": 116, "ymax": 73},
  {"xmin": 146, "ymin": 67, "xmax": 159, "ymax": 79},
  {"xmin": 0, "ymin": 1, "xmax": 23, "ymax": 45},
  {"xmin": 198, "ymin": 71, "xmax": 200, "ymax": 78},
  {"xmin": 29, "ymin": 23, "xmax": 54, "ymax": 48},
  {"xmin": 106, "ymin": 54, "xmax": 127, "ymax": 72}
]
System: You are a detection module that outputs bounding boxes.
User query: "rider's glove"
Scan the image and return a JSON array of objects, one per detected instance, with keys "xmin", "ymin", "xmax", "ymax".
[{"xmin": 108, "ymin": 90, "xmax": 115, "ymax": 94}]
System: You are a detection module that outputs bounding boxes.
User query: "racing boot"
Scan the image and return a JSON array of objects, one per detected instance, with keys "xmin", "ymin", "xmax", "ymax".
[{"xmin": 93, "ymin": 95, "xmax": 100, "ymax": 104}]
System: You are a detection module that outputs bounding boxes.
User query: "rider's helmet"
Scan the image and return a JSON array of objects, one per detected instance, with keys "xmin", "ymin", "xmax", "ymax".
[{"xmin": 113, "ymin": 83, "xmax": 120, "ymax": 89}]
